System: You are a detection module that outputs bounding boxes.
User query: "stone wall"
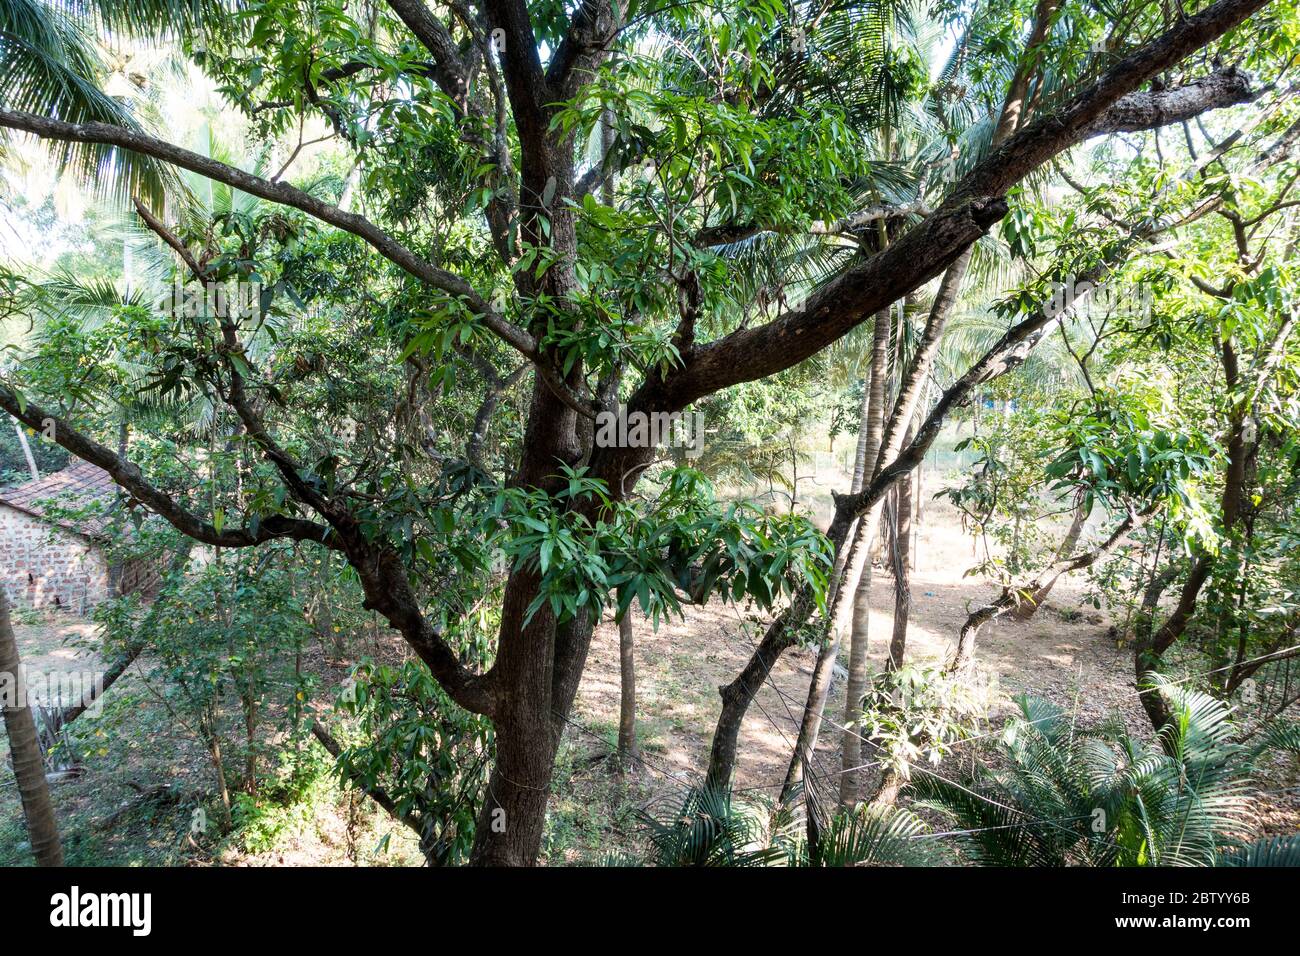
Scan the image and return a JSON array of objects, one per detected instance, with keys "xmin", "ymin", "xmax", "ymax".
[{"xmin": 0, "ymin": 505, "xmax": 110, "ymax": 612}]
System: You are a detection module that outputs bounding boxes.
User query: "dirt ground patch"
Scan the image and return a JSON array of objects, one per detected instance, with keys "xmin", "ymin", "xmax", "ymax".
[
  {"xmin": 559, "ymin": 473, "xmax": 1300, "ymax": 859},
  {"xmin": 4, "ymin": 471, "xmax": 1298, "ymax": 865}
]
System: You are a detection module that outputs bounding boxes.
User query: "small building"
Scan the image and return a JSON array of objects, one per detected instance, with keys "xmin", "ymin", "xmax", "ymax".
[{"xmin": 0, "ymin": 460, "xmax": 158, "ymax": 612}]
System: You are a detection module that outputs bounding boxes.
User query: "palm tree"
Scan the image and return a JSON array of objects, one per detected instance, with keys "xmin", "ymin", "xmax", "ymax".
[
  {"xmin": 636, "ymin": 783, "xmax": 929, "ymax": 866},
  {"xmin": 0, "ymin": 588, "xmax": 63, "ymax": 865},
  {"xmin": 912, "ymin": 681, "xmax": 1292, "ymax": 867},
  {"xmin": 0, "ymin": 0, "xmax": 212, "ymax": 206}
]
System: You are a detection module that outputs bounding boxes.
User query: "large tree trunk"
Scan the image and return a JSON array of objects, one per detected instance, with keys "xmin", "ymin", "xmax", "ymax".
[
  {"xmin": 0, "ymin": 590, "xmax": 64, "ymax": 865},
  {"xmin": 468, "ymin": 572, "xmax": 562, "ymax": 865}
]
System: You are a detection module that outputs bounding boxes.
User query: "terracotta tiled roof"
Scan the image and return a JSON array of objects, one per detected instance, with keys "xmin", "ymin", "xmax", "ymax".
[{"xmin": 0, "ymin": 459, "xmax": 118, "ymax": 537}]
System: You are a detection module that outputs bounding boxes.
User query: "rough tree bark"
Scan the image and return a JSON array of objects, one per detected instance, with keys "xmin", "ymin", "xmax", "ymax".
[{"xmin": 0, "ymin": 590, "xmax": 64, "ymax": 865}]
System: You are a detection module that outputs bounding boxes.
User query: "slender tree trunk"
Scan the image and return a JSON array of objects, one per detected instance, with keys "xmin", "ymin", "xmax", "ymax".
[
  {"xmin": 0, "ymin": 590, "xmax": 63, "ymax": 865},
  {"xmin": 777, "ymin": 508, "xmax": 874, "ymax": 801},
  {"xmin": 838, "ymin": 304, "xmax": 895, "ymax": 807},
  {"xmin": 774, "ymin": 387, "xmax": 871, "ymax": 801},
  {"xmin": 769, "ymin": 378, "xmax": 876, "ymax": 802},
  {"xmin": 712, "ymin": 506, "xmax": 855, "ymax": 793},
  {"xmin": 781, "ymin": 309, "xmax": 891, "ymax": 803},
  {"xmin": 887, "ymin": 461, "xmax": 914, "ymax": 670},
  {"xmin": 1010, "ymin": 500, "xmax": 1087, "ymax": 621},
  {"xmin": 13, "ymin": 422, "xmax": 38, "ymax": 480},
  {"xmin": 617, "ymin": 612, "xmax": 638, "ymax": 766},
  {"xmin": 991, "ymin": 0, "xmax": 1063, "ymax": 144},
  {"xmin": 838, "ymin": 548, "xmax": 876, "ymax": 806},
  {"xmin": 199, "ymin": 702, "xmax": 233, "ymax": 831}
]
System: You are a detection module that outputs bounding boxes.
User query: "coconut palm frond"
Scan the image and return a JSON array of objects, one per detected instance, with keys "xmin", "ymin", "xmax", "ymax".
[
  {"xmin": 0, "ymin": 0, "xmax": 188, "ymax": 207},
  {"xmin": 66, "ymin": 0, "xmax": 214, "ymax": 39}
]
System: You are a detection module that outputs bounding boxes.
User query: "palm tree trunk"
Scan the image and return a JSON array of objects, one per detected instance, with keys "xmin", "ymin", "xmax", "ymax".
[
  {"xmin": 0, "ymin": 590, "xmax": 64, "ymax": 865},
  {"xmin": 839, "ymin": 545, "xmax": 876, "ymax": 806},
  {"xmin": 832, "ymin": 308, "xmax": 890, "ymax": 807}
]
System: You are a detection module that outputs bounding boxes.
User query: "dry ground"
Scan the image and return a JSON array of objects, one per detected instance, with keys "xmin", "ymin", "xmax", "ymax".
[{"xmin": 555, "ymin": 473, "xmax": 1300, "ymax": 860}]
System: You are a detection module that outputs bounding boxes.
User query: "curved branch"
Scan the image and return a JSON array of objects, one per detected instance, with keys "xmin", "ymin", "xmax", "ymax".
[
  {"xmin": 0, "ymin": 108, "xmax": 536, "ymax": 359},
  {"xmin": 634, "ymin": 0, "xmax": 1271, "ymax": 412},
  {"xmin": 0, "ymin": 385, "xmax": 335, "ymax": 549}
]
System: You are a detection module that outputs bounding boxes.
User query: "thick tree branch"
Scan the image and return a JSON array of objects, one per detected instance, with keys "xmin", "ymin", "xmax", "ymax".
[
  {"xmin": 634, "ymin": 0, "xmax": 1271, "ymax": 413},
  {"xmin": 546, "ymin": 0, "xmax": 620, "ymax": 97},
  {"xmin": 384, "ymin": 0, "xmax": 472, "ymax": 106},
  {"xmin": 481, "ymin": 0, "xmax": 550, "ymax": 175},
  {"xmin": 127, "ymin": 201, "xmax": 499, "ymax": 715},
  {"xmin": 1079, "ymin": 67, "xmax": 1257, "ymax": 137}
]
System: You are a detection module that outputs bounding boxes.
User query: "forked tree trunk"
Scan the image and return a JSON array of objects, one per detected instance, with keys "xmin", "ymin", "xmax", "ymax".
[
  {"xmin": 0, "ymin": 590, "xmax": 64, "ymax": 865},
  {"xmin": 617, "ymin": 613, "xmax": 638, "ymax": 766},
  {"xmin": 1010, "ymin": 501, "xmax": 1086, "ymax": 621}
]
